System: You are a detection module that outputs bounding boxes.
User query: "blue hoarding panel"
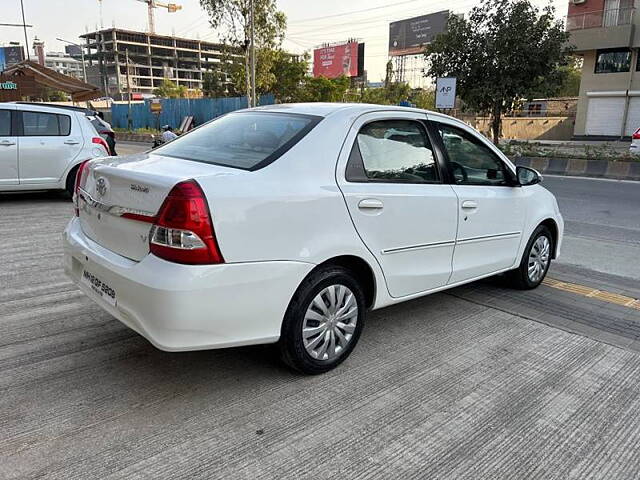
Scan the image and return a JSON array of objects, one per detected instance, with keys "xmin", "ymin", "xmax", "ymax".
[{"xmin": 111, "ymin": 95, "xmax": 275, "ymax": 130}]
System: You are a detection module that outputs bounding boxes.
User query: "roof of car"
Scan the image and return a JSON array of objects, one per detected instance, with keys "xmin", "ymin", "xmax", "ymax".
[
  {"xmin": 0, "ymin": 102, "xmax": 88, "ymax": 115},
  {"xmin": 250, "ymin": 102, "xmax": 454, "ymax": 121}
]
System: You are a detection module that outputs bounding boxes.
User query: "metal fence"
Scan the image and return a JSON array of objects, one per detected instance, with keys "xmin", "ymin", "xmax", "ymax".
[
  {"xmin": 111, "ymin": 94, "xmax": 275, "ymax": 130},
  {"xmin": 566, "ymin": 7, "xmax": 634, "ymax": 31}
]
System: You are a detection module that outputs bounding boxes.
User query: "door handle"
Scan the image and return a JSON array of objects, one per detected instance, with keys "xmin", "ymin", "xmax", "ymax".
[
  {"xmin": 0, "ymin": 140, "xmax": 16, "ymax": 146},
  {"xmin": 358, "ymin": 198, "xmax": 384, "ymax": 210},
  {"xmin": 64, "ymin": 140, "xmax": 80, "ymax": 145},
  {"xmin": 461, "ymin": 200, "xmax": 478, "ymax": 209}
]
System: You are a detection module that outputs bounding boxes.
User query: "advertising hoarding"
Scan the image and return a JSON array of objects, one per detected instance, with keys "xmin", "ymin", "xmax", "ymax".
[
  {"xmin": 389, "ymin": 10, "xmax": 449, "ymax": 56},
  {"xmin": 0, "ymin": 46, "xmax": 24, "ymax": 71},
  {"xmin": 313, "ymin": 41, "xmax": 362, "ymax": 79},
  {"xmin": 435, "ymin": 77, "xmax": 457, "ymax": 109}
]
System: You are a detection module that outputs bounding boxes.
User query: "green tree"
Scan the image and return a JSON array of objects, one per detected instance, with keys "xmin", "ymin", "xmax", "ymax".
[
  {"xmin": 426, "ymin": 0, "xmax": 573, "ymax": 143},
  {"xmin": 270, "ymin": 51, "xmax": 309, "ymax": 102},
  {"xmin": 409, "ymin": 88, "xmax": 436, "ymax": 110},
  {"xmin": 153, "ymin": 79, "xmax": 187, "ymax": 98},
  {"xmin": 555, "ymin": 57, "xmax": 582, "ymax": 97},
  {"xmin": 361, "ymin": 82, "xmax": 411, "ymax": 105},
  {"xmin": 202, "ymin": 70, "xmax": 229, "ymax": 97},
  {"xmin": 199, "ymin": 0, "xmax": 286, "ymax": 103},
  {"xmin": 40, "ymin": 88, "xmax": 68, "ymax": 101},
  {"xmin": 294, "ymin": 76, "xmax": 350, "ymax": 103}
]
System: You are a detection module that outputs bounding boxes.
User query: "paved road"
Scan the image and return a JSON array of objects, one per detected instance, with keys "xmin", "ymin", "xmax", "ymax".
[
  {"xmin": 1, "ymin": 167, "xmax": 639, "ymax": 478},
  {"xmin": 117, "ymin": 141, "xmax": 152, "ymax": 156},
  {"xmin": 544, "ymin": 176, "xmax": 640, "ymax": 285}
]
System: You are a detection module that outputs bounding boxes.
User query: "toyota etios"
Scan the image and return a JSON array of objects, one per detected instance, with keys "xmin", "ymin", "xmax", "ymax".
[{"xmin": 63, "ymin": 103, "xmax": 563, "ymax": 374}]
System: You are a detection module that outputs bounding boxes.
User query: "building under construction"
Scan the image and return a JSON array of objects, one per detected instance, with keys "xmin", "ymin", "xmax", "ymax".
[{"xmin": 80, "ymin": 28, "xmax": 242, "ymax": 99}]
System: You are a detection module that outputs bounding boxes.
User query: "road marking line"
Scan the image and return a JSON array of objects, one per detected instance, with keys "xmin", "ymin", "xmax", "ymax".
[{"xmin": 543, "ymin": 278, "xmax": 640, "ymax": 311}]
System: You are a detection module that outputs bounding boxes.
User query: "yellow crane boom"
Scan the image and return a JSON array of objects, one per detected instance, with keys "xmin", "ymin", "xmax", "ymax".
[{"xmin": 136, "ymin": 0, "xmax": 182, "ymax": 34}]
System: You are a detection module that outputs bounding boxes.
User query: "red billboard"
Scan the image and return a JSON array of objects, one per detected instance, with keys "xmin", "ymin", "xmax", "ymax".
[{"xmin": 313, "ymin": 42, "xmax": 359, "ymax": 79}]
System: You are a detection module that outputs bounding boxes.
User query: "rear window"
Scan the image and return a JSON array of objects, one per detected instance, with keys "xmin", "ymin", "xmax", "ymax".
[
  {"xmin": 154, "ymin": 112, "xmax": 322, "ymax": 170},
  {"xmin": 88, "ymin": 116, "xmax": 104, "ymax": 132}
]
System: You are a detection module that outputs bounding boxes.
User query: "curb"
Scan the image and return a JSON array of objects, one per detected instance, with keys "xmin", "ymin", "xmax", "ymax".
[
  {"xmin": 115, "ymin": 132, "xmax": 154, "ymax": 143},
  {"xmin": 513, "ymin": 156, "xmax": 640, "ymax": 181}
]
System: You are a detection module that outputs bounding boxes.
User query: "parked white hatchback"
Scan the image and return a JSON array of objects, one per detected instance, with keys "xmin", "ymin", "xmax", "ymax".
[
  {"xmin": 0, "ymin": 102, "xmax": 111, "ymax": 194},
  {"xmin": 63, "ymin": 103, "xmax": 563, "ymax": 374}
]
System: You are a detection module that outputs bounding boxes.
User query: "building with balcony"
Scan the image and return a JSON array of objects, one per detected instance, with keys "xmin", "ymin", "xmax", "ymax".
[
  {"xmin": 44, "ymin": 52, "xmax": 85, "ymax": 80},
  {"xmin": 567, "ymin": 0, "xmax": 639, "ymax": 138},
  {"xmin": 80, "ymin": 28, "xmax": 242, "ymax": 100}
]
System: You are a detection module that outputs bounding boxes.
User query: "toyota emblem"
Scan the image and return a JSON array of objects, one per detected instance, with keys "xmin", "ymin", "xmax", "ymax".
[{"xmin": 96, "ymin": 177, "xmax": 108, "ymax": 197}]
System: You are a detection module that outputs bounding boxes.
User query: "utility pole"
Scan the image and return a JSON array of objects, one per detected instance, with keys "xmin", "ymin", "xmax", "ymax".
[
  {"xmin": 126, "ymin": 49, "xmax": 133, "ymax": 130},
  {"xmin": 20, "ymin": 0, "xmax": 30, "ymax": 60},
  {"xmin": 250, "ymin": 0, "xmax": 256, "ymax": 107}
]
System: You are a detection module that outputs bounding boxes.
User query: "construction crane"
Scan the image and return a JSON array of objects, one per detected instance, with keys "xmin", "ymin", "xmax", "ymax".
[{"xmin": 136, "ymin": 0, "xmax": 182, "ymax": 34}]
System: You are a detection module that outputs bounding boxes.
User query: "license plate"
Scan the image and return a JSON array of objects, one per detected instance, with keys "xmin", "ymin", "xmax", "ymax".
[{"xmin": 81, "ymin": 269, "xmax": 117, "ymax": 307}]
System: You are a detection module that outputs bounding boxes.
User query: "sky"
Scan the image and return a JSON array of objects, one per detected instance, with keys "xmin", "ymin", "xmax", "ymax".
[{"xmin": 1, "ymin": 0, "xmax": 567, "ymax": 84}]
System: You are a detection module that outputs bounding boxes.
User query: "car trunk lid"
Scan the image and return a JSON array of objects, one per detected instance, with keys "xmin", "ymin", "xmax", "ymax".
[{"xmin": 77, "ymin": 153, "xmax": 238, "ymax": 261}]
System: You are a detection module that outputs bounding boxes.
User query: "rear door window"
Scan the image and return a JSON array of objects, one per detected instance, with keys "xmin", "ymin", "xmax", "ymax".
[
  {"xmin": 154, "ymin": 112, "xmax": 321, "ymax": 170},
  {"xmin": 351, "ymin": 120, "xmax": 439, "ymax": 183},
  {"xmin": 22, "ymin": 111, "xmax": 71, "ymax": 136},
  {"xmin": 0, "ymin": 110, "xmax": 10, "ymax": 136}
]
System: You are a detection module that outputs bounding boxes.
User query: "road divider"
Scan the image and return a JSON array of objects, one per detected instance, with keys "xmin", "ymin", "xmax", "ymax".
[{"xmin": 514, "ymin": 157, "xmax": 640, "ymax": 181}]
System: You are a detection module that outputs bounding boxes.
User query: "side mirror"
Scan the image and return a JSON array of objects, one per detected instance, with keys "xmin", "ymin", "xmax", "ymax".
[{"xmin": 516, "ymin": 166, "xmax": 542, "ymax": 186}]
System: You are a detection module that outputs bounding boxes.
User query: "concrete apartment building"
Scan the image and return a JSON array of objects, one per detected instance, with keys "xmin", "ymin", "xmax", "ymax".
[
  {"xmin": 567, "ymin": 0, "xmax": 639, "ymax": 138},
  {"xmin": 80, "ymin": 28, "xmax": 240, "ymax": 99},
  {"xmin": 44, "ymin": 52, "xmax": 85, "ymax": 79}
]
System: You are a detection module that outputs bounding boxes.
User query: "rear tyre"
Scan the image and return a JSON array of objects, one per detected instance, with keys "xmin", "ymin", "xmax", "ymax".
[
  {"xmin": 278, "ymin": 266, "xmax": 366, "ymax": 375},
  {"xmin": 65, "ymin": 165, "xmax": 79, "ymax": 198},
  {"xmin": 507, "ymin": 225, "xmax": 553, "ymax": 290}
]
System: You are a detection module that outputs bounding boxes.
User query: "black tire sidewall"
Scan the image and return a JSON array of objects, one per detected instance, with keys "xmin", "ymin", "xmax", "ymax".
[
  {"xmin": 518, "ymin": 225, "xmax": 553, "ymax": 289},
  {"xmin": 65, "ymin": 166, "xmax": 79, "ymax": 198},
  {"xmin": 280, "ymin": 267, "xmax": 366, "ymax": 374}
]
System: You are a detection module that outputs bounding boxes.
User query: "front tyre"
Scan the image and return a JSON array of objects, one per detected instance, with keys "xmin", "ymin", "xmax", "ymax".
[
  {"xmin": 507, "ymin": 225, "xmax": 553, "ymax": 290},
  {"xmin": 278, "ymin": 266, "xmax": 366, "ymax": 375}
]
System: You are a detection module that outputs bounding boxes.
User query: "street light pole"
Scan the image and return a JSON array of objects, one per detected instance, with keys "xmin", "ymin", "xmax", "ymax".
[
  {"xmin": 56, "ymin": 37, "xmax": 87, "ymax": 82},
  {"xmin": 20, "ymin": 0, "xmax": 30, "ymax": 60}
]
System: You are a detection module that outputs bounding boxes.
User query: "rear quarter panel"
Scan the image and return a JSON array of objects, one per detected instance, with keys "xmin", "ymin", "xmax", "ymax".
[{"xmin": 196, "ymin": 112, "xmax": 385, "ymax": 291}]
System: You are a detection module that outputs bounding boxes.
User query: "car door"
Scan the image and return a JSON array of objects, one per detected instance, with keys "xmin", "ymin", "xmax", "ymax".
[
  {"xmin": 430, "ymin": 119, "xmax": 526, "ymax": 284},
  {"xmin": 17, "ymin": 109, "xmax": 83, "ymax": 185},
  {"xmin": 0, "ymin": 107, "xmax": 18, "ymax": 186},
  {"xmin": 338, "ymin": 112, "xmax": 458, "ymax": 298}
]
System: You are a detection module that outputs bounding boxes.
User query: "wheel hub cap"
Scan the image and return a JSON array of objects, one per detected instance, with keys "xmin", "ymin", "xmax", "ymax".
[
  {"xmin": 528, "ymin": 235, "xmax": 550, "ymax": 283},
  {"xmin": 302, "ymin": 285, "xmax": 358, "ymax": 362}
]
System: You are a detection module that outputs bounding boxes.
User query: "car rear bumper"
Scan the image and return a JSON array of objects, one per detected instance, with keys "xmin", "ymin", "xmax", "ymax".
[{"xmin": 63, "ymin": 217, "xmax": 314, "ymax": 351}]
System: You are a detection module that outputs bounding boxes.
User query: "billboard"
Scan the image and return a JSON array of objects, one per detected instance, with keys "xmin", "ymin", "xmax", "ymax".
[
  {"xmin": 0, "ymin": 46, "xmax": 25, "ymax": 71},
  {"xmin": 313, "ymin": 41, "xmax": 363, "ymax": 79},
  {"xmin": 389, "ymin": 10, "xmax": 449, "ymax": 56},
  {"xmin": 435, "ymin": 77, "xmax": 457, "ymax": 109}
]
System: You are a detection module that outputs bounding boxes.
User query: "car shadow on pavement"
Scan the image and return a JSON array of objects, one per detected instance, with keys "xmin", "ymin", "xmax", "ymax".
[{"xmin": 0, "ymin": 190, "xmax": 71, "ymax": 203}]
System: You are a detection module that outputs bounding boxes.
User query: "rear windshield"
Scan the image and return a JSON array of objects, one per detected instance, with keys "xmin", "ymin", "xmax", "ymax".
[{"xmin": 154, "ymin": 111, "xmax": 322, "ymax": 170}]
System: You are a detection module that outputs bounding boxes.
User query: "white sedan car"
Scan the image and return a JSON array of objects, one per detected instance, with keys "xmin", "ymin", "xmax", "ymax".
[{"xmin": 63, "ymin": 103, "xmax": 563, "ymax": 374}]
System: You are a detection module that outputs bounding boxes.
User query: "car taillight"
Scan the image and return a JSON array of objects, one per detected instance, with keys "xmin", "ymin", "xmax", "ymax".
[
  {"xmin": 74, "ymin": 160, "xmax": 91, "ymax": 216},
  {"xmin": 92, "ymin": 136, "xmax": 111, "ymax": 155},
  {"xmin": 149, "ymin": 180, "xmax": 224, "ymax": 265},
  {"xmin": 633, "ymin": 128, "xmax": 640, "ymax": 140}
]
